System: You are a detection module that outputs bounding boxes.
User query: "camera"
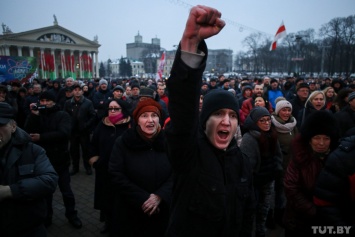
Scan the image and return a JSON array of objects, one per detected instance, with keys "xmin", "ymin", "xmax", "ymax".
[{"xmin": 31, "ymin": 104, "xmax": 46, "ymax": 111}]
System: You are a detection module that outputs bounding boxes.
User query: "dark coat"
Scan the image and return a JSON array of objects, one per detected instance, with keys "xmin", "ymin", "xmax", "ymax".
[
  {"xmin": 165, "ymin": 42, "xmax": 254, "ymax": 237},
  {"xmin": 334, "ymin": 105, "xmax": 355, "ymax": 138},
  {"xmin": 24, "ymin": 104, "xmax": 72, "ymax": 167},
  {"xmin": 63, "ymin": 95, "xmax": 97, "ymax": 134},
  {"xmin": 108, "ymin": 127, "xmax": 172, "ymax": 237},
  {"xmin": 289, "ymin": 95, "xmax": 307, "ymax": 120},
  {"xmin": 0, "ymin": 128, "xmax": 58, "ymax": 236},
  {"xmin": 314, "ymin": 135, "xmax": 355, "ymax": 226},
  {"xmin": 284, "ymin": 134, "xmax": 325, "ymax": 232},
  {"xmin": 89, "ymin": 117, "xmax": 131, "ymax": 210}
]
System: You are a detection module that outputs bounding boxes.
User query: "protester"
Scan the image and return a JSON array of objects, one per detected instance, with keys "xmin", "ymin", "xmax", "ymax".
[
  {"xmin": 334, "ymin": 91, "xmax": 355, "ymax": 137},
  {"xmin": 297, "ymin": 90, "xmax": 327, "ymax": 128},
  {"xmin": 240, "ymin": 106, "xmax": 282, "ymax": 237},
  {"xmin": 313, "ymin": 127, "xmax": 355, "ymax": 235},
  {"xmin": 63, "ymin": 84, "xmax": 97, "ymax": 175},
  {"xmin": 0, "ymin": 102, "xmax": 58, "ymax": 236},
  {"xmin": 89, "ymin": 99, "xmax": 132, "ymax": 234},
  {"xmin": 165, "ymin": 6, "xmax": 254, "ymax": 236},
  {"xmin": 108, "ymin": 98, "xmax": 172, "ymax": 236},
  {"xmin": 24, "ymin": 91, "xmax": 83, "ymax": 229},
  {"xmin": 284, "ymin": 110, "xmax": 339, "ymax": 237}
]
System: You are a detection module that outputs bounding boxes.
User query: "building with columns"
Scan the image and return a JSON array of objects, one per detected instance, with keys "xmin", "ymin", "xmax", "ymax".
[{"xmin": 0, "ymin": 17, "xmax": 100, "ymax": 81}]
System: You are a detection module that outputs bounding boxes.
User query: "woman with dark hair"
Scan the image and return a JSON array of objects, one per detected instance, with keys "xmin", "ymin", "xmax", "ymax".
[
  {"xmin": 333, "ymin": 87, "xmax": 353, "ymax": 112},
  {"xmin": 89, "ymin": 98, "xmax": 132, "ymax": 234},
  {"xmin": 240, "ymin": 106, "xmax": 283, "ymax": 237},
  {"xmin": 109, "ymin": 98, "xmax": 172, "ymax": 237},
  {"xmin": 284, "ymin": 110, "xmax": 339, "ymax": 237}
]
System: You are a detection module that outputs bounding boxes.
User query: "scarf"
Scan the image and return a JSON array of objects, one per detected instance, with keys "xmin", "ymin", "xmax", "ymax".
[
  {"xmin": 108, "ymin": 113, "xmax": 125, "ymax": 124},
  {"xmin": 271, "ymin": 115, "xmax": 297, "ymax": 134}
]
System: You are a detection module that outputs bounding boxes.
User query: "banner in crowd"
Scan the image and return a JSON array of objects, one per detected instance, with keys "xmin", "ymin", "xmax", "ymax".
[
  {"xmin": 156, "ymin": 51, "xmax": 166, "ymax": 82},
  {"xmin": 0, "ymin": 56, "xmax": 37, "ymax": 83}
]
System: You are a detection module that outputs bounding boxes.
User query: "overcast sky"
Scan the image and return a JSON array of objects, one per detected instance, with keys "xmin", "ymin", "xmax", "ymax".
[{"xmin": 1, "ymin": 0, "xmax": 354, "ymax": 62}]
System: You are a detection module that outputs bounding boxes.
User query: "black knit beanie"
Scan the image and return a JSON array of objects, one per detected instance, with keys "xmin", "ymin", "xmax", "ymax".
[
  {"xmin": 200, "ymin": 89, "xmax": 239, "ymax": 127},
  {"xmin": 39, "ymin": 91, "xmax": 56, "ymax": 102}
]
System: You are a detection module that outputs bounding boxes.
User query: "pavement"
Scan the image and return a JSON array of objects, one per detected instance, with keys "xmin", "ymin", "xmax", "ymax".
[
  {"xmin": 45, "ymin": 164, "xmax": 285, "ymax": 237},
  {"xmin": 47, "ymin": 165, "xmax": 105, "ymax": 237}
]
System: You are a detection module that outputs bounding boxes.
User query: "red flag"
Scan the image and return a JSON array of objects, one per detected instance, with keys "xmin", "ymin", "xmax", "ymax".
[
  {"xmin": 270, "ymin": 21, "xmax": 287, "ymax": 51},
  {"xmin": 156, "ymin": 51, "xmax": 166, "ymax": 82}
]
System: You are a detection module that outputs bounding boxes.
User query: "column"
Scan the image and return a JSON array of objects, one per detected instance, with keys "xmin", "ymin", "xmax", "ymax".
[
  {"xmin": 95, "ymin": 52, "xmax": 99, "ymax": 79},
  {"xmin": 61, "ymin": 50, "xmax": 66, "ymax": 78},
  {"xmin": 17, "ymin": 46, "xmax": 22, "ymax": 56},
  {"xmin": 79, "ymin": 51, "xmax": 83, "ymax": 78},
  {"xmin": 29, "ymin": 47, "xmax": 34, "ymax": 57},
  {"xmin": 4, "ymin": 45, "xmax": 10, "ymax": 56},
  {"xmin": 51, "ymin": 48, "xmax": 56, "ymax": 80},
  {"xmin": 40, "ymin": 48, "xmax": 45, "ymax": 79}
]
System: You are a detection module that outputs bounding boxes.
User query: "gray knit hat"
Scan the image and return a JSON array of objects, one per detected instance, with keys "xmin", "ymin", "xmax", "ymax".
[
  {"xmin": 99, "ymin": 79, "xmax": 108, "ymax": 86},
  {"xmin": 249, "ymin": 106, "xmax": 270, "ymax": 122},
  {"xmin": 275, "ymin": 100, "xmax": 292, "ymax": 115}
]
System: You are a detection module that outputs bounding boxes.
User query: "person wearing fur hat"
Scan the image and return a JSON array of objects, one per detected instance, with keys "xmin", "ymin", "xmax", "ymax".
[
  {"xmin": 24, "ymin": 90, "xmax": 83, "ymax": 229},
  {"xmin": 314, "ymin": 127, "xmax": 355, "ymax": 235},
  {"xmin": 284, "ymin": 110, "xmax": 339, "ymax": 237},
  {"xmin": 164, "ymin": 6, "xmax": 254, "ymax": 237},
  {"xmin": 108, "ymin": 98, "xmax": 172, "ymax": 237},
  {"xmin": 240, "ymin": 106, "xmax": 283, "ymax": 237},
  {"xmin": 88, "ymin": 98, "xmax": 132, "ymax": 234}
]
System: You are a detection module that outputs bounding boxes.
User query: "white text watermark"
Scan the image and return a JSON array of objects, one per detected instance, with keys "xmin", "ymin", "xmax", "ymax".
[{"xmin": 311, "ymin": 226, "xmax": 352, "ymax": 235}]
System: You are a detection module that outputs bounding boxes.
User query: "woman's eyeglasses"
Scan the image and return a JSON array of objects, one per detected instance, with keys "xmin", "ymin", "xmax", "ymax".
[
  {"xmin": 258, "ymin": 118, "xmax": 271, "ymax": 124},
  {"xmin": 108, "ymin": 107, "xmax": 122, "ymax": 112}
]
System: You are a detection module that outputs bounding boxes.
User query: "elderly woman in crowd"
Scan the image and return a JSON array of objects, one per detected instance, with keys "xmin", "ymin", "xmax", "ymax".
[
  {"xmin": 240, "ymin": 106, "xmax": 283, "ymax": 237},
  {"xmin": 109, "ymin": 98, "xmax": 172, "ymax": 237},
  {"xmin": 297, "ymin": 90, "xmax": 327, "ymax": 128},
  {"xmin": 89, "ymin": 99, "xmax": 132, "ymax": 234},
  {"xmin": 284, "ymin": 110, "xmax": 339, "ymax": 237}
]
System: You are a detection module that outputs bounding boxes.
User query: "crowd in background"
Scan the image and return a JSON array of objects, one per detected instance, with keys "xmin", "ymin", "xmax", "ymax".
[{"xmin": 1, "ymin": 58, "xmax": 355, "ymax": 236}]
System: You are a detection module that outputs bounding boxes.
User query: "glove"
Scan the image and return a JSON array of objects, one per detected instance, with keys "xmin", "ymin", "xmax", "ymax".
[{"xmin": 0, "ymin": 185, "xmax": 12, "ymax": 201}]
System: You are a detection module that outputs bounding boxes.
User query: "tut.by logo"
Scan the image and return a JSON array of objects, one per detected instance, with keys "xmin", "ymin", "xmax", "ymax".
[{"xmin": 311, "ymin": 226, "xmax": 352, "ymax": 235}]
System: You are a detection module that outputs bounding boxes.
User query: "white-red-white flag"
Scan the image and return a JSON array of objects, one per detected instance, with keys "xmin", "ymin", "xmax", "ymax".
[
  {"xmin": 270, "ymin": 21, "xmax": 287, "ymax": 51},
  {"xmin": 156, "ymin": 51, "xmax": 166, "ymax": 82}
]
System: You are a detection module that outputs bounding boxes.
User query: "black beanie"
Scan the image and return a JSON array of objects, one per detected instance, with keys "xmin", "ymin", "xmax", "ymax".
[
  {"xmin": 200, "ymin": 89, "xmax": 239, "ymax": 127},
  {"xmin": 301, "ymin": 110, "xmax": 339, "ymax": 149},
  {"xmin": 39, "ymin": 91, "xmax": 56, "ymax": 102}
]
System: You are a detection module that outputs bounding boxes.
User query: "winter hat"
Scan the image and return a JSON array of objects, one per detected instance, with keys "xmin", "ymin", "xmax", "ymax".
[
  {"xmin": 0, "ymin": 102, "xmax": 15, "ymax": 125},
  {"xmin": 139, "ymin": 87, "xmax": 155, "ymax": 99},
  {"xmin": 275, "ymin": 100, "xmax": 292, "ymax": 115},
  {"xmin": 113, "ymin": 85, "xmax": 124, "ymax": 93},
  {"xmin": 348, "ymin": 91, "xmax": 355, "ymax": 102},
  {"xmin": 300, "ymin": 110, "xmax": 339, "ymax": 149},
  {"xmin": 249, "ymin": 106, "xmax": 270, "ymax": 123},
  {"xmin": 39, "ymin": 91, "xmax": 56, "ymax": 101},
  {"xmin": 99, "ymin": 79, "xmax": 108, "ymax": 86},
  {"xmin": 131, "ymin": 83, "xmax": 140, "ymax": 90},
  {"xmin": 296, "ymin": 83, "xmax": 310, "ymax": 91},
  {"xmin": 200, "ymin": 89, "xmax": 239, "ymax": 127},
  {"xmin": 133, "ymin": 98, "xmax": 162, "ymax": 124}
]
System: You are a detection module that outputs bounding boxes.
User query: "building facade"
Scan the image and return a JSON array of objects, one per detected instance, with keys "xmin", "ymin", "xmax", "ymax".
[{"xmin": 0, "ymin": 18, "xmax": 100, "ymax": 81}]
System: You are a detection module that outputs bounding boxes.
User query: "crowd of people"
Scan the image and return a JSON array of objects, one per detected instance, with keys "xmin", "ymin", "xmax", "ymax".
[{"xmin": 1, "ymin": 5, "xmax": 355, "ymax": 237}]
